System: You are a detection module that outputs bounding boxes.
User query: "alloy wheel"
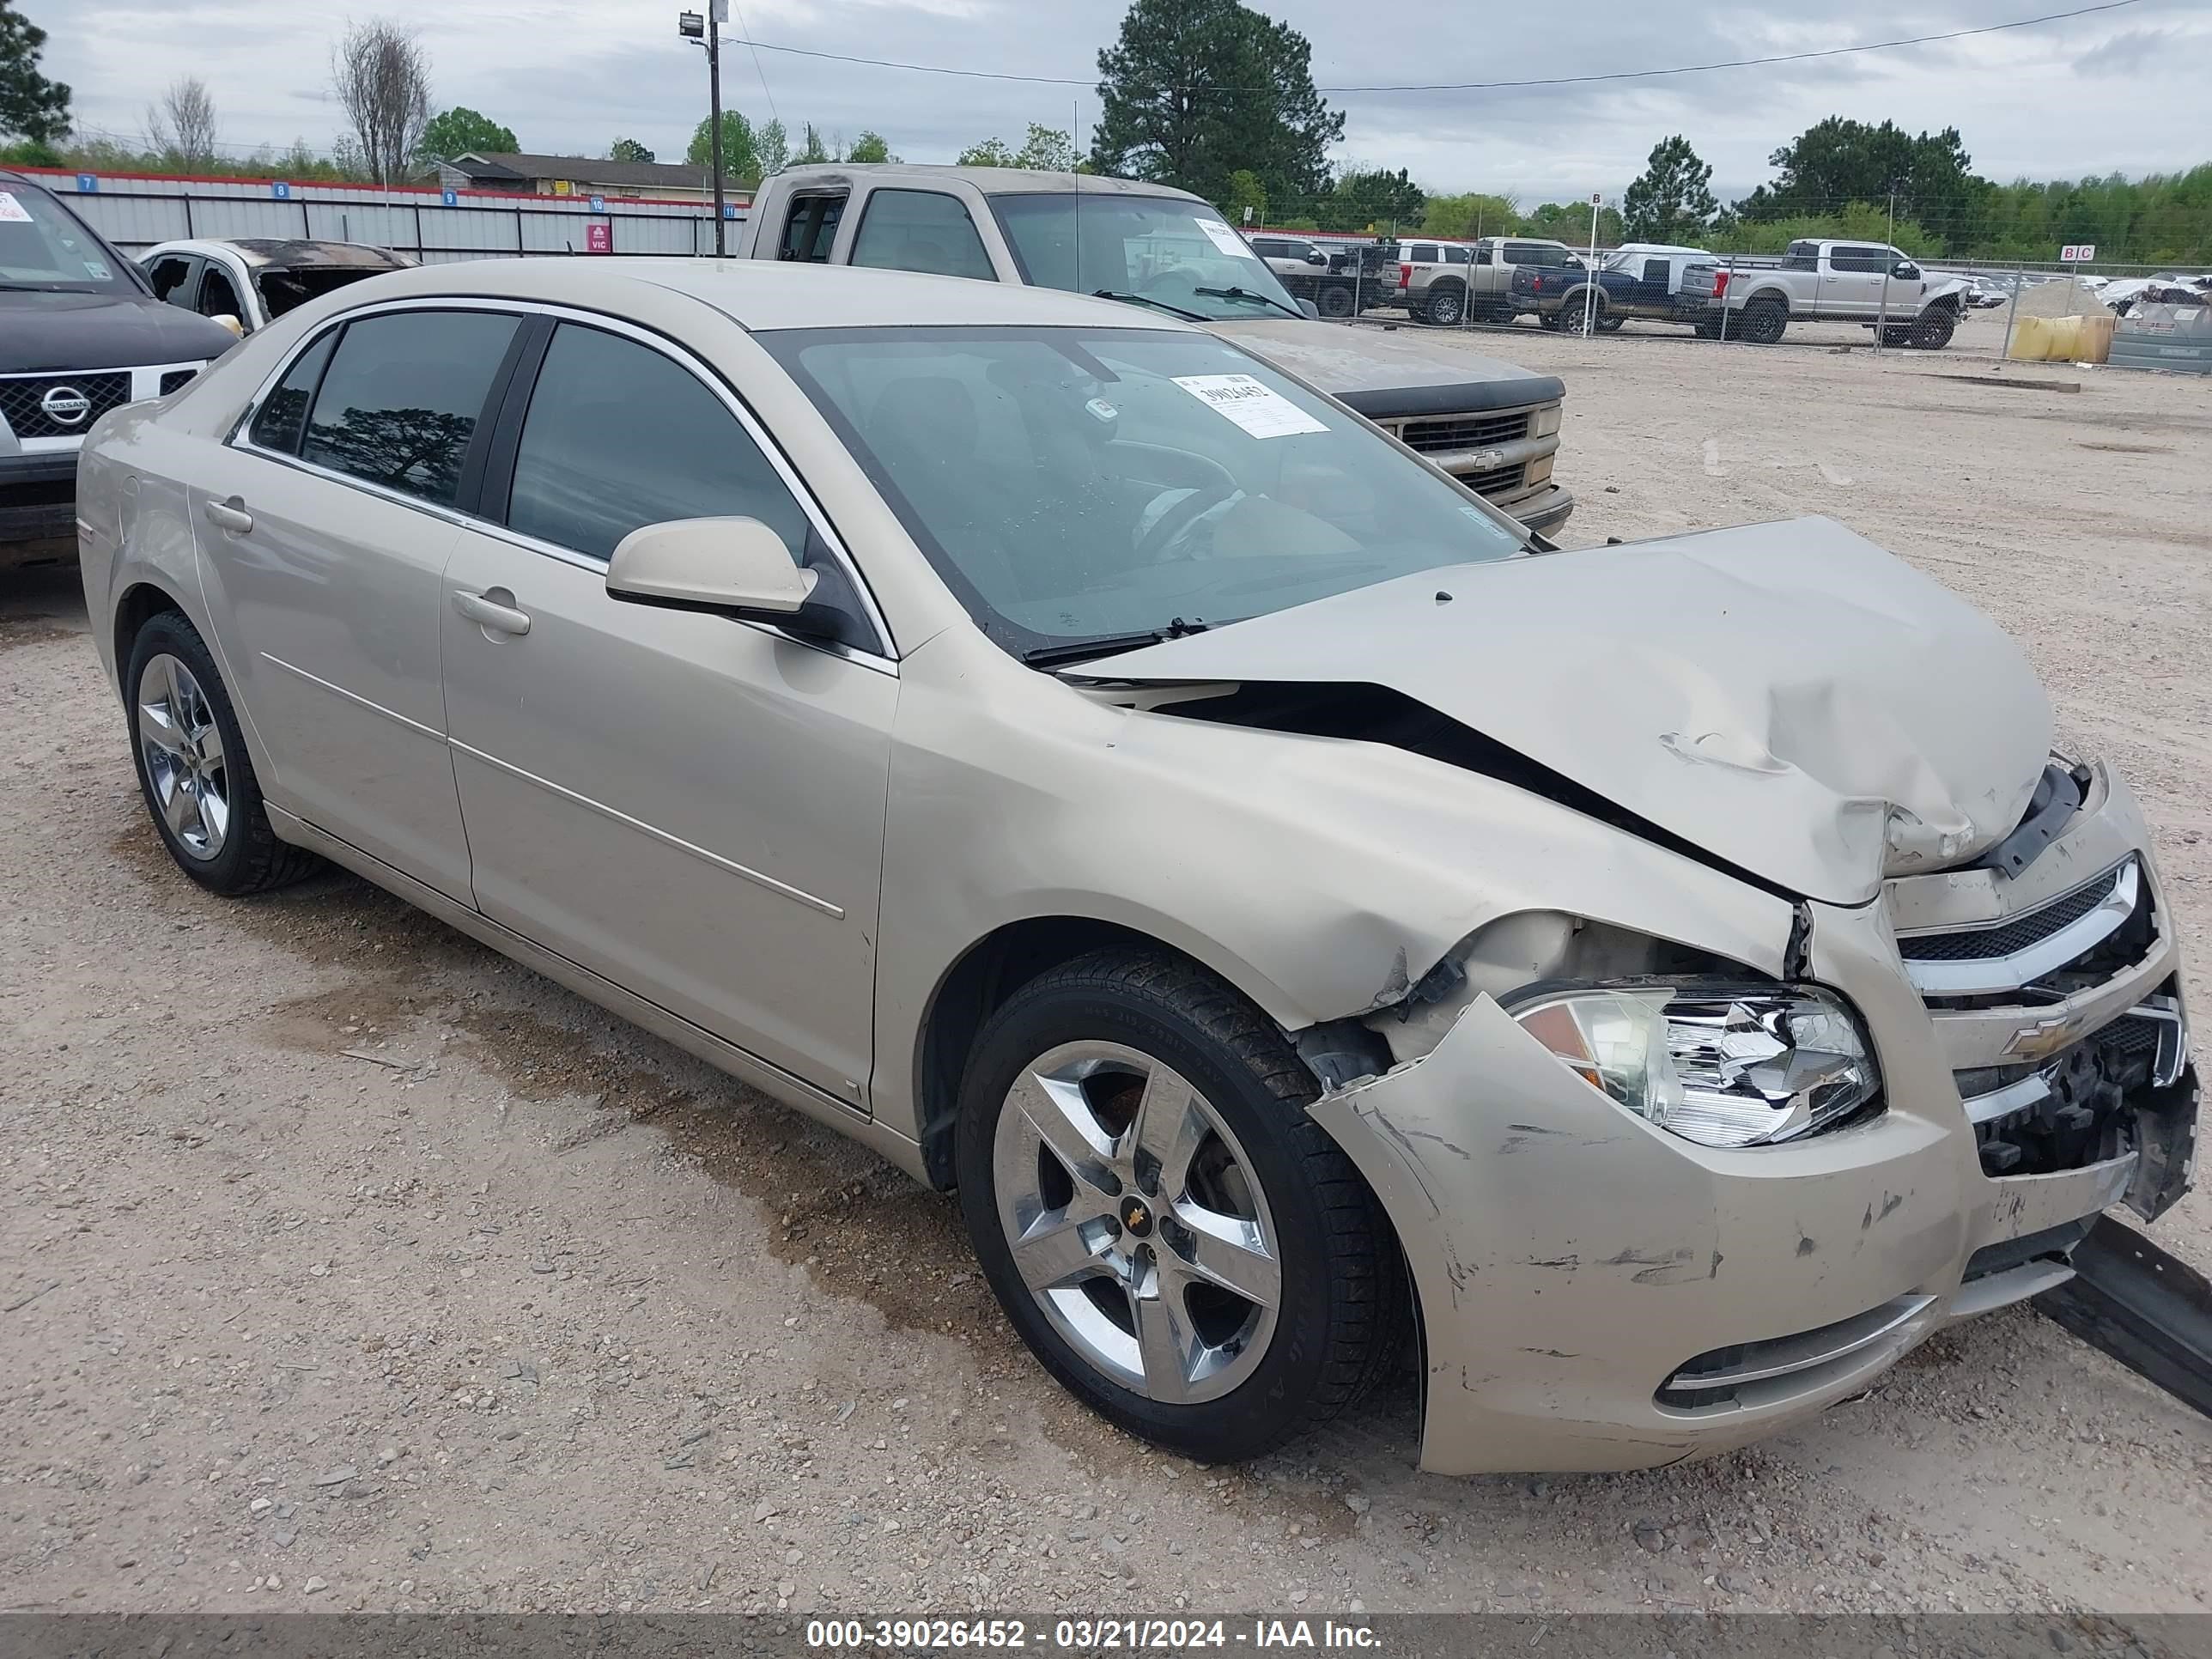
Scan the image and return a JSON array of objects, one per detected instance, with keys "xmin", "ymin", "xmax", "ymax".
[
  {"xmin": 991, "ymin": 1041, "xmax": 1281, "ymax": 1404},
  {"xmin": 137, "ymin": 652, "xmax": 229, "ymax": 860}
]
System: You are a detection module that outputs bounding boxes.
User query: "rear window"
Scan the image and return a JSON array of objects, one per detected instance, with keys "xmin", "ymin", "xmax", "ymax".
[{"xmin": 849, "ymin": 189, "xmax": 995, "ymax": 282}]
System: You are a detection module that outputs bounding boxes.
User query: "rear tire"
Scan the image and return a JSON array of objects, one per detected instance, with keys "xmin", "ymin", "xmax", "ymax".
[
  {"xmin": 1316, "ymin": 283, "xmax": 1356, "ymax": 320},
  {"xmin": 1737, "ymin": 297, "xmax": 1788, "ymax": 344},
  {"xmin": 954, "ymin": 949, "xmax": 1406, "ymax": 1463},
  {"xmin": 1421, "ymin": 284, "xmax": 1465, "ymax": 327},
  {"xmin": 124, "ymin": 611, "xmax": 320, "ymax": 896}
]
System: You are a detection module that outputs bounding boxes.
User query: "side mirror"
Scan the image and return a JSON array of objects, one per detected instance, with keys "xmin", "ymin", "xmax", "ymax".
[
  {"xmin": 1306, "ymin": 250, "xmax": 1327, "ymax": 265},
  {"xmin": 1297, "ymin": 297, "xmax": 1322, "ymax": 319},
  {"xmin": 605, "ymin": 517, "xmax": 817, "ymax": 617},
  {"xmin": 1893, "ymin": 262, "xmax": 1919, "ymax": 280},
  {"xmin": 212, "ymin": 313, "xmax": 245, "ymax": 336}
]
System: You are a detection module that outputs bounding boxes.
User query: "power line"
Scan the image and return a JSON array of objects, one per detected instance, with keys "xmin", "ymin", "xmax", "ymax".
[{"xmin": 722, "ymin": 0, "xmax": 2146, "ymax": 93}]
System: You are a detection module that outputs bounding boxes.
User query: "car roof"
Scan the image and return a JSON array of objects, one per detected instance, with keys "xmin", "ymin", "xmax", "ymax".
[
  {"xmin": 145, "ymin": 238, "xmax": 413, "ymax": 269},
  {"xmin": 319, "ymin": 255, "xmax": 1206, "ymax": 333},
  {"xmin": 770, "ymin": 162, "xmax": 1213, "ymax": 205}
]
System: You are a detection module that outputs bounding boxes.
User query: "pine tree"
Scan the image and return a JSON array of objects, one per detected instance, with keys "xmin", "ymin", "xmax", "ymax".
[
  {"xmin": 0, "ymin": 3, "xmax": 70, "ymax": 145},
  {"xmin": 1621, "ymin": 136, "xmax": 1719, "ymax": 243}
]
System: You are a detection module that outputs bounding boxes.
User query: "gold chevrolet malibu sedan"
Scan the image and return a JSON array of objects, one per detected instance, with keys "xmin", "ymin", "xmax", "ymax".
[{"xmin": 76, "ymin": 258, "xmax": 2195, "ymax": 1474}]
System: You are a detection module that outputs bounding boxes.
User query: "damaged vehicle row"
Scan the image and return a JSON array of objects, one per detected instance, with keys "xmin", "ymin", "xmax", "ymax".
[{"xmin": 76, "ymin": 258, "xmax": 2197, "ymax": 1474}]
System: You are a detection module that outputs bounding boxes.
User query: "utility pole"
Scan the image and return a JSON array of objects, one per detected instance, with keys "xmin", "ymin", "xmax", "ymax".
[
  {"xmin": 1874, "ymin": 183, "xmax": 1897, "ymax": 356},
  {"xmin": 680, "ymin": 3, "xmax": 729, "ymax": 256}
]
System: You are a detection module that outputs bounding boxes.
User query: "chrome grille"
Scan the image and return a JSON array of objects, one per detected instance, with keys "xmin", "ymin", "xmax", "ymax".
[
  {"xmin": 1898, "ymin": 863, "xmax": 2121, "ymax": 963},
  {"xmin": 1459, "ymin": 462, "xmax": 1527, "ymax": 496},
  {"xmin": 0, "ymin": 371, "xmax": 131, "ymax": 438}
]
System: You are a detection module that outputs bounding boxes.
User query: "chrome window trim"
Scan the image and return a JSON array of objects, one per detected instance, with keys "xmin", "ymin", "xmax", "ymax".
[
  {"xmin": 1897, "ymin": 858, "xmax": 2141, "ymax": 997},
  {"xmin": 225, "ymin": 295, "xmax": 898, "ymax": 670}
]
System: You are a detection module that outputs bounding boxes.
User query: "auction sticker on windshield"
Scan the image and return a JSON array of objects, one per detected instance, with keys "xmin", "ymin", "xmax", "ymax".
[
  {"xmin": 0, "ymin": 193, "xmax": 33, "ymax": 223},
  {"xmin": 1174, "ymin": 374, "xmax": 1329, "ymax": 439},
  {"xmin": 1194, "ymin": 218, "xmax": 1250, "ymax": 258}
]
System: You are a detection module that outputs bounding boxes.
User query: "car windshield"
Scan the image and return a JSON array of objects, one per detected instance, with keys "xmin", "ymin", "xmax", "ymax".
[
  {"xmin": 988, "ymin": 192, "xmax": 1304, "ymax": 324},
  {"xmin": 762, "ymin": 325, "xmax": 1527, "ymax": 659},
  {"xmin": 0, "ymin": 183, "xmax": 133, "ymax": 293}
]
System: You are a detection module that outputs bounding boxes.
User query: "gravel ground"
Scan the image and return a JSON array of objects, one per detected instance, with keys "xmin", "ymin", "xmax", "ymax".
[{"xmin": 5, "ymin": 337, "xmax": 2210, "ymax": 1621}]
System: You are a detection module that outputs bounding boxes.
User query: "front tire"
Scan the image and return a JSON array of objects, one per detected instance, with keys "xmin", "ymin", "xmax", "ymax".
[
  {"xmin": 1908, "ymin": 306, "xmax": 1958, "ymax": 349},
  {"xmin": 125, "ymin": 611, "xmax": 319, "ymax": 896},
  {"xmin": 955, "ymin": 950, "xmax": 1404, "ymax": 1462}
]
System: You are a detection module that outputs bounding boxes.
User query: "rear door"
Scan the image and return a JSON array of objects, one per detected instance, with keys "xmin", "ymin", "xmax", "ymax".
[
  {"xmin": 195, "ymin": 304, "xmax": 527, "ymax": 899},
  {"xmin": 439, "ymin": 316, "xmax": 895, "ymax": 1102}
]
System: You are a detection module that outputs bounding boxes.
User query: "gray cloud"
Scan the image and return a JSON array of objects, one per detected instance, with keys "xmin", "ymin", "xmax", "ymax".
[{"xmin": 30, "ymin": 0, "xmax": 2212, "ymax": 204}]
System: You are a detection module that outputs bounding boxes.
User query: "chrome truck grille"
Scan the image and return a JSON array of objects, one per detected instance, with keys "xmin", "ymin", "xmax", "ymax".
[
  {"xmin": 1889, "ymin": 843, "xmax": 2188, "ymax": 1182},
  {"xmin": 1375, "ymin": 406, "xmax": 1556, "ymax": 506}
]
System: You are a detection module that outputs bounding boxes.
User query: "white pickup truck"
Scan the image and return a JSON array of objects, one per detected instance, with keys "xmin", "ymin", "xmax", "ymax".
[
  {"xmin": 732, "ymin": 166, "xmax": 1575, "ymax": 534},
  {"xmin": 1682, "ymin": 239, "xmax": 1972, "ymax": 348}
]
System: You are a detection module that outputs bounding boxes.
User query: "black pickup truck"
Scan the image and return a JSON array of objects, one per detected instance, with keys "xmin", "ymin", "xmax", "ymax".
[
  {"xmin": 1510, "ymin": 245, "xmax": 1718, "ymax": 334},
  {"xmin": 1, "ymin": 171, "xmax": 238, "ymax": 569}
]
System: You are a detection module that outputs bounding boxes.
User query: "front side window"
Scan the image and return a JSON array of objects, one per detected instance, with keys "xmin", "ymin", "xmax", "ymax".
[
  {"xmin": 989, "ymin": 192, "xmax": 1302, "ymax": 324},
  {"xmin": 0, "ymin": 183, "xmax": 133, "ymax": 292},
  {"xmin": 505, "ymin": 323, "xmax": 810, "ymax": 564},
  {"xmin": 1831, "ymin": 245, "xmax": 1889, "ymax": 273},
  {"xmin": 301, "ymin": 310, "xmax": 519, "ymax": 506},
  {"xmin": 848, "ymin": 189, "xmax": 995, "ymax": 281},
  {"xmin": 763, "ymin": 325, "xmax": 1525, "ymax": 659},
  {"xmin": 146, "ymin": 255, "xmax": 194, "ymax": 301}
]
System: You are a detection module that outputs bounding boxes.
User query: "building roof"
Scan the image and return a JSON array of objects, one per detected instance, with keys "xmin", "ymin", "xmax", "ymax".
[
  {"xmin": 450, "ymin": 151, "xmax": 720, "ymax": 193},
  {"xmin": 342, "ymin": 255, "xmax": 1197, "ymax": 335}
]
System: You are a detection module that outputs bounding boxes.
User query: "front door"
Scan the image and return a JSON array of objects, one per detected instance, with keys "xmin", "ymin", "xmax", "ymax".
[
  {"xmin": 1820, "ymin": 246, "xmax": 1889, "ymax": 318},
  {"xmin": 439, "ymin": 319, "xmax": 894, "ymax": 1103},
  {"xmin": 194, "ymin": 306, "xmax": 525, "ymax": 900}
]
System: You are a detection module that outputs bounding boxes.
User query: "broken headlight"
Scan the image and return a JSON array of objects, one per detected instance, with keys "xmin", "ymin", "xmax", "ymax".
[{"xmin": 1512, "ymin": 983, "xmax": 1880, "ymax": 1148}]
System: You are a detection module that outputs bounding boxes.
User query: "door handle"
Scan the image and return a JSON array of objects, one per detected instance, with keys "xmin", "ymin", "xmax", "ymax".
[
  {"xmin": 453, "ymin": 589, "xmax": 532, "ymax": 636},
  {"xmin": 203, "ymin": 496, "xmax": 253, "ymax": 534}
]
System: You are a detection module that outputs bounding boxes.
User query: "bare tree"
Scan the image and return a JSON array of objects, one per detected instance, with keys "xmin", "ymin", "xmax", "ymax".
[
  {"xmin": 145, "ymin": 76, "xmax": 219, "ymax": 170},
  {"xmin": 330, "ymin": 18, "xmax": 429, "ymax": 185}
]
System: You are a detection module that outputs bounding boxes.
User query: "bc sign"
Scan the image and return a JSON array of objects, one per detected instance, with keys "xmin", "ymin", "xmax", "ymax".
[{"xmin": 2060, "ymin": 243, "xmax": 2097, "ymax": 263}]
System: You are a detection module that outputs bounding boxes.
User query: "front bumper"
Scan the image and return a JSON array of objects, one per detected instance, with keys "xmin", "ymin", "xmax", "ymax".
[
  {"xmin": 1499, "ymin": 482, "xmax": 1573, "ymax": 535},
  {"xmin": 0, "ymin": 447, "xmax": 80, "ymax": 565},
  {"xmin": 1309, "ymin": 763, "xmax": 2195, "ymax": 1474}
]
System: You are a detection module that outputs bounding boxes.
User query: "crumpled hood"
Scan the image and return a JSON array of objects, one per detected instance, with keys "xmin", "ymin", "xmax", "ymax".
[{"xmin": 1079, "ymin": 517, "xmax": 2052, "ymax": 904}]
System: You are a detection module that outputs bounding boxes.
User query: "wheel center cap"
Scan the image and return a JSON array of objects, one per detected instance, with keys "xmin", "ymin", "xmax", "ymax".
[{"xmin": 1119, "ymin": 1197, "xmax": 1155, "ymax": 1239}]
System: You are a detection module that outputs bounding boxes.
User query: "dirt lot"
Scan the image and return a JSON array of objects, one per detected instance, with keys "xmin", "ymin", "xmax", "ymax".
[{"xmin": 5, "ymin": 337, "xmax": 2211, "ymax": 1621}]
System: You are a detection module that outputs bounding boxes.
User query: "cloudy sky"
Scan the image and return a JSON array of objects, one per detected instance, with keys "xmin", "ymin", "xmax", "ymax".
[{"xmin": 30, "ymin": 0, "xmax": 2212, "ymax": 204}]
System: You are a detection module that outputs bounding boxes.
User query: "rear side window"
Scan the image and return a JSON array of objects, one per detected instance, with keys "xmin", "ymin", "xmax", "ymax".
[
  {"xmin": 301, "ymin": 310, "xmax": 520, "ymax": 507},
  {"xmin": 1443, "ymin": 246, "xmax": 1471, "ymax": 264},
  {"xmin": 779, "ymin": 194, "xmax": 846, "ymax": 263},
  {"xmin": 247, "ymin": 329, "xmax": 338, "ymax": 454},
  {"xmin": 1643, "ymin": 258, "xmax": 1669, "ymax": 284},
  {"xmin": 849, "ymin": 189, "xmax": 994, "ymax": 281},
  {"xmin": 1405, "ymin": 244, "xmax": 1437, "ymax": 264},
  {"xmin": 504, "ymin": 323, "xmax": 810, "ymax": 564}
]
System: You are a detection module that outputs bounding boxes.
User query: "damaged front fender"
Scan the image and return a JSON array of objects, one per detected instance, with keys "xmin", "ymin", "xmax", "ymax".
[{"xmin": 1309, "ymin": 988, "xmax": 1966, "ymax": 1474}]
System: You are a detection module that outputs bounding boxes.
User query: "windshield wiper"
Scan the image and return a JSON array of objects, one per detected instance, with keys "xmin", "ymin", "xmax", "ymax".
[
  {"xmin": 1193, "ymin": 285, "xmax": 1305, "ymax": 321},
  {"xmin": 1022, "ymin": 617, "xmax": 1211, "ymax": 670},
  {"xmin": 1091, "ymin": 289, "xmax": 1210, "ymax": 323}
]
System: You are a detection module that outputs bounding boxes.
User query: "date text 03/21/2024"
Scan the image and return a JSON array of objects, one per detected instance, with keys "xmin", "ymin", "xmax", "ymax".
[{"xmin": 804, "ymin": 1618, "xmax": 1382, "ymax": 1650}]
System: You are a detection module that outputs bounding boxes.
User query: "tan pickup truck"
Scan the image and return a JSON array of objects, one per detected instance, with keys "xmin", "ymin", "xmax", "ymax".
[{"xmin": 734, "ymin": 165, "xmax": 1573, "ymax": 535}]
